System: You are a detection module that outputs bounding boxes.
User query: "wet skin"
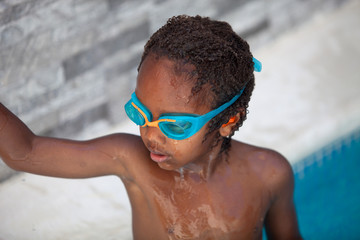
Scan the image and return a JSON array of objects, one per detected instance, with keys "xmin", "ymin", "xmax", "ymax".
[{"xmin": 0, "ymin": 55, "xmax": 302, "ymax": 240}]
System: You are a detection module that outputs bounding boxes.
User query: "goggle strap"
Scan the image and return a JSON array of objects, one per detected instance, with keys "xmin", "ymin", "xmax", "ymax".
[{"xmin": 253, "ymin": 57, "xmax": 262, "ymax": 72}]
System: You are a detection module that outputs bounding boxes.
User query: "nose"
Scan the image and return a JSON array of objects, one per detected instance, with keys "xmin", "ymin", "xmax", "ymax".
[{"xmin": 141, "ymin": 125, "xmax": 167, "ymax": 145}]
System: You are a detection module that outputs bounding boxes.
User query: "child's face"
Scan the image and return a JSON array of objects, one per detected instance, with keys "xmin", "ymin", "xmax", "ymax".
[{"xmin": 135, "ymin": 54, "xmax": 220, "ymax": 171}]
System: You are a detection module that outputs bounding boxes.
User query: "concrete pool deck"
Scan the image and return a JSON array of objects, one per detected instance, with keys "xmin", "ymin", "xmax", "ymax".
[{"xmin": 1, "ymin": 0, "xmax": 359, "ymax": 239}]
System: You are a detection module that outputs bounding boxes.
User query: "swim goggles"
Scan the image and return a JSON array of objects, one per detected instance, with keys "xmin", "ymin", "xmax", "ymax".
[{"xmin": 124, "ymin": 57, "xmax": 262, "ymax": 140}]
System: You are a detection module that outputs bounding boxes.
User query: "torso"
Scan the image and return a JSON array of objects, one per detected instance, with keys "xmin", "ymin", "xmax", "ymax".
[{"xmin": 121, "ymin": 140, "xmax": 274, "ymax": 240}]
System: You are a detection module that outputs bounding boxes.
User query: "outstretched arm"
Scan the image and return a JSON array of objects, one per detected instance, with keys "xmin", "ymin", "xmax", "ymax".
[{"xmin": 0, "ymin": 103, "xmax": 130, "ymax": 178}]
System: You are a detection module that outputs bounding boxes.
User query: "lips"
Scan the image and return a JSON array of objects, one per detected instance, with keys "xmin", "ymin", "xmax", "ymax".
[{"xmin": 150, "ymin": 151, "xmax": 169, "ymax": 163}]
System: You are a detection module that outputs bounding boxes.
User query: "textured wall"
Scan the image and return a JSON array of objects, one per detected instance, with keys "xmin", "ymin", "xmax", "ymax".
[{"xmin": 0, "ymin": 0, "xmax": 348, "ymax": 180}]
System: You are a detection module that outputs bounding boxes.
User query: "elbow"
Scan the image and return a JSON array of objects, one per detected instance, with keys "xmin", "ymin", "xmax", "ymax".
[
  {"xmin": 9, "ymin": 160, "xmax": 28, "ymax": 172},
  {"xmin": 0, "ymin": 142, "xmax": 35, "ymax": 172},
  {"xmin": 1, "ymin": 155, "xmax": 27, "ymax": 172}
]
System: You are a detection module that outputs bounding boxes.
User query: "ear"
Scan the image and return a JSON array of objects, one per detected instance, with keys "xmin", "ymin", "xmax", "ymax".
[{"xmin": 219, "ymin": 112, "xmax": 241, "ymax": 137}]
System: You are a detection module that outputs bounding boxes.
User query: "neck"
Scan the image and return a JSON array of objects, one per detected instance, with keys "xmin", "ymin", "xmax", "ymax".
[{"xmin": 175, "ymin": 140, "xmax": 224, "ymax": 181}]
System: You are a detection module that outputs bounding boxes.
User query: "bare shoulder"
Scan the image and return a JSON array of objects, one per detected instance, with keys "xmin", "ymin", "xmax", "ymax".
[
  {"xmin": 95, "ymin": 132, "xmax": 149, "ymax": 165},
  {"xmin": 100, "ymin": 133, "xmax": 152, "ymax": 175},
  {"xmin": 230, "ymin": 140, "xmax": 294, "ymax": 191},
  {"xmin": 98, "ymin": 133, "xmax": 145, "ymax": 151}
]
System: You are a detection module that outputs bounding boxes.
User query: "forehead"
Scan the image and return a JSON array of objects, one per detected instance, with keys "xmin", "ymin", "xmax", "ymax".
[{"xmin": 135, "ymin": 55, "xmax": 210, "ymax": 114}]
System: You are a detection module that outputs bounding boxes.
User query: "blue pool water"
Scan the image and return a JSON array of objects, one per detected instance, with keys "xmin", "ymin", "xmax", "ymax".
[{"xmin": 292, "ymin": 128, "xmax": 360, "ymax": 239}]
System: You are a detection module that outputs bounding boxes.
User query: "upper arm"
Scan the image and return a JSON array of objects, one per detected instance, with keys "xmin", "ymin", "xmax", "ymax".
[
  {"xmin": 6, "ymin": 133, "xmax": 142, "ymax": 179},
  {"xmin": 263, "ymin": 152, "xmax": 303, "ymax": 240}
]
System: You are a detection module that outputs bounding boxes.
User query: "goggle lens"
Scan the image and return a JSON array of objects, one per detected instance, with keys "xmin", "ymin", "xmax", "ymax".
[
  {"xmin": 125, "ymin": 102, "xmax": 145, "ymax": 126},
  {"xmin": 160, "ymin": 120, "xmax": 192, "ymax": 135}
]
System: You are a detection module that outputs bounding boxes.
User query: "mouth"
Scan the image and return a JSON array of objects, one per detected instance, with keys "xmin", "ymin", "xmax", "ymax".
[
  {"xmin": 150, "ymin": 151, "xmax": 170, "ymax": 163},
  {"xmin": 144, "ymin": 141, "xmax": 172, "ymax": 164}
]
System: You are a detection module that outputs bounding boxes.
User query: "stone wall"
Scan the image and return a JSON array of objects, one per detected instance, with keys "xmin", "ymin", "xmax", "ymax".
[{"xmin": 0, "ymin": 0, "xmax": 348, "ymax": 181}]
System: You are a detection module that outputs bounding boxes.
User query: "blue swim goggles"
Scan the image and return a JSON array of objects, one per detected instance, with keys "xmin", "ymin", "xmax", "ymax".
[{"xmin": 124, "ymin": 57, "xmax": 262, "ymax": 140}]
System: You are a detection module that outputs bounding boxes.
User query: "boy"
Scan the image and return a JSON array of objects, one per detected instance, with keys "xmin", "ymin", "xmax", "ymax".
[{"xmin": 0, "ymin": 15, "xmax": 302, "ymax": 240}]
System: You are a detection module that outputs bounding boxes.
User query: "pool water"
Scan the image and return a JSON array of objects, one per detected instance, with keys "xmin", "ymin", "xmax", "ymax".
[{"xmin": 292, "ymin": 128, "xmax": 360, "ymax": 239}]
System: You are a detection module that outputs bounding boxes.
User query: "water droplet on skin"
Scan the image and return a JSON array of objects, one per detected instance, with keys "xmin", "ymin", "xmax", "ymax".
[
  {"xmin": 179, "ymin": 167, "xmax": 184, "ymax": 180},
  {"xmin": 168, "ymin": 227, "xmax": 174, "ymax": 234}
]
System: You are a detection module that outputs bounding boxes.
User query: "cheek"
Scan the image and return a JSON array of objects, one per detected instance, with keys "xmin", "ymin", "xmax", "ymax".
[
  {"xmin": 139, "ymin": 127, "xmax": 146, "ymax": 143},
  {"xmin": 172, "ymin": 131, "xmax": 212, "ymax": 160},
  {"xmin": 139, "ymin": 126, "xmax": 145, "ymax": 137},
  {"xmin": 172, "ymin": 138, "xmax": 193, "ymax": 154}
]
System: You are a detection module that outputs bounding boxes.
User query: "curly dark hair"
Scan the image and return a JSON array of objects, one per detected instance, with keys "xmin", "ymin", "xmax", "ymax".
[{"xmin": 139, "ymin": 15, "xmax": 255, "ymax": 156}]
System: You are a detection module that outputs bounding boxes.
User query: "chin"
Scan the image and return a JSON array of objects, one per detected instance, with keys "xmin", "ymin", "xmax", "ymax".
[{"xmin": 157, "ymin": 161, "xmax": 180, "ymax": 171}]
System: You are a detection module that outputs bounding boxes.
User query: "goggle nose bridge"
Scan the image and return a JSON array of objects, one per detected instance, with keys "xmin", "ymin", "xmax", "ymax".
[{"xmin": 131, "ymin": 102, "xmax": 176, "ymax": 128}]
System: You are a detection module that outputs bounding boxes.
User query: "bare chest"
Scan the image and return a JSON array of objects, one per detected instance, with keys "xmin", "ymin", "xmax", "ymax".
[{"xmin": 133, "ymin": 178, "xmax": 268, "ymax": 240}]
